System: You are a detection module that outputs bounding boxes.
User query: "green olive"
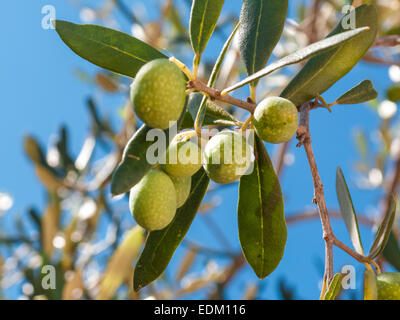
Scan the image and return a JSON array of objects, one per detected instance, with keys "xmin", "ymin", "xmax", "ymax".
[
  {"xmin": 377, "ymin": 272, "xmax": 400, "ymax": 300},
  {"xmin": 131, "ymin": 59, "xmax": 186, "ymax": 130},
  {"xmin": 162, "ymin": 139, "xmax": 202, "ymax": 177},
  {"xmin": 129, "ymin": 169, "xmax": 177, "ymax": 231},
  {"xmin": 203, "ymin": 130, "xmax": 253, "ymax": 184},
  {"xmin": 170, "ymin": 175, "xmax": 191, "ymax": 208},
  {"xmin": 253, "ymin": 96, "xmax": 299, "ymax": 144}
]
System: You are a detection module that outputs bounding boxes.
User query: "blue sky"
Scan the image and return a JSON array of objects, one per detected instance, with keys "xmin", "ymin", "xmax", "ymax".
[{"xmin": 0, "ymin": 0, "xmax": 396, "ymax": 299}]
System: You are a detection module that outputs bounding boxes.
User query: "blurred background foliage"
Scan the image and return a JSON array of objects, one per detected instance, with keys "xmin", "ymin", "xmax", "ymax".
[{"xmin": 0, "ymin": 0, "xmax": 400, "ymax": 300}]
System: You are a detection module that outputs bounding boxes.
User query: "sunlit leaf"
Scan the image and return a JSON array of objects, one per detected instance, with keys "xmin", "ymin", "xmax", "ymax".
[
  {"xmin": 281, "ymin": 5, "xmax": 377, "ymax": 106},
  {"xmin": 335, "ymin": 80, "xmax": 378, "ymax": 105},
  {"xmin": 134, "ymin": 169, "xmax": 210, "ymax": 291},
  {"xmin": 238, "ymin": 0, "xmax": 288, "ymax": 87},
  {"xmin": 368, "ymin": 196, "xmax": 397, "ymax": 259},
  {"xmin": 35, "ymin": 165, "xmax": 64, "ymax": 192},
  {"xmin": 175, "ymin": 247, "xmax": 198, "ymax": 281},
  {"xmin": 54, "ymin": 20, "xmax": 166, "ymax": 78},
  {"xmin": 223, "ymin": 27, "xmax": 370, "ymax": 95},
  {"xmin": 382, "ymin": 232, "xmax": 400, "ymax": 272},
  {"xmin": 323, "ymin": 273, "xmax": 343, "ymax": 300},
  {"xmin": 189, "ymin": 0, "xmax": 225, "ymax": 55},
  {"xmin": 336, "ymin": 167, "xmax": 364, "ymax": 255},
  {"xmin": 238, "ymin": 136, "xmax": 286, "ymax": 279},
  {"xmin": 195, "ymin": 22, "xmax": 240, "ymax": 129},
  {"xmin": 98, "ymin": 226, "xmax": 145, "ymax": 300}
]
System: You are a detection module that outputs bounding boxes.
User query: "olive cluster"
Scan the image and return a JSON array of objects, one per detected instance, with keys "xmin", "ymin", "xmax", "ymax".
[{"xmin": 128, "ymin": 58, "xmax": 299, "ymax": 230}]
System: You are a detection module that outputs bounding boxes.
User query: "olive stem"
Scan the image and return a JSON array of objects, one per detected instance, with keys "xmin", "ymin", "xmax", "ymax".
[
  {"xmin": 188, "ymin": 79, "xmax": 257, "ymax": 113},
  {"xmin": 240, "ymin": 115, "xmax": 253, "ymax": 132},
  {"xmin": 297, "ymin": 101, "xmax": 335, "ymax": 295},
  {"xmin": 297, "ymin": 101, "xmax": 380, "ymax": 298},
  {"xmin": 193, "ymin": 54, "xmax": 201, "ymax": 79},
  {"xmin": 170, "ymin": 57, "xmax": 194, "ymax": 80},
  {"xmin": 188, "ymin": 79, "xmax": 331, "ymax": 116}
]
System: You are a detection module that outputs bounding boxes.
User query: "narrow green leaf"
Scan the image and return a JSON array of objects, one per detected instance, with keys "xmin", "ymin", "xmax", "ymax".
[
  {"xmin": 189, "ymin": 0, "xmax": 225, "ymax": 55},
  {"xmin": 208, "ymin": 22, "xmax": 240, "ymax": 88},
  {"xmin": 111, "ymin": 99, "xmax": 188, "ymax": 195},
  {"xmin": 382, "ymin": 232, "xmax": 400, "ymax": 272},
  {"xmin": 323, "ymin": 273, "xmax": 343, "ymax": 300},
  {"xmin": 336, "ymin": 167, "xmax": 364, "ymax": 255},
  {"xmin": 335, "ymin": 80, "xmax": 378, "ymax": 105},
  {"xmin": 111, "ymin": 125, "xmax": 160, "ymax": 195},
  {"xmin": 368, "ymin": 196, "xmax": 397, "ymax": 259},
  {"xmin": 222, "ymin": 27, "xmax": 369, "ymax": 95},
  {"xmin": 238, "ymin": 136, "xmax": 287, "ymax": 279},
  {"xmin": 195, "ymin": 22, "xmax": 240, "ymax": 129},
  {"xmin": 238, "ymin": 0, "xmax": 288, "ymax": 87},
  {"xmin": 364, "ymin": 269, "xmax": 378, "ymax": 300},
  {"xmin": 281, "ymin": 4, "xmax": 378, "ymax": 106},
  {"xmin": 134, "ymin": 169, "xmax": 210, "ymax": 291},
  {"xmin": 54, "ymin": 20, "xmax": 166, "ymax": 78},
  {"xmin": 24, "ymin": 136, "xmax": 47, "ymax": 166}
]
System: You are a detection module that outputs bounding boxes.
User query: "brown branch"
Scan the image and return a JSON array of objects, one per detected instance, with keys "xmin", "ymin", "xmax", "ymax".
[
  {"xmin": 188, "ymin": 79, "xmax": 327, "ymax": 115},
  {"xmin": 332, "ymin": 237, "xmax": 370, "ymax": 264},
  {"xmin": 296, "ymin": 101, "xmax": 381, "ymax": 294},
  {"xmin": 363, "ymin": 53, "xmax": 400, "ymax": 67},
  {"xmin": 286, "ymin": 210, "xmax": 374, "ymax": 226},
  {"xmin": 373, "ymin": 36, "xmax": 400, "ymax": 47},
  {"xmin": 296, "ymin": 102, "xmax": 334, "ymax": 284},
  {"xmin": 188, "ymin": 79, "xmax": 256, "ymax": 113}
]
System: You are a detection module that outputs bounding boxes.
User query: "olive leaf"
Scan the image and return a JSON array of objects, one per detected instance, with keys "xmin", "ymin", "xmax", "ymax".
[
  {"xmin": 238, "ymin": 0, "xmax": 288, "ymax": 87},
  {"xmin": 111, "ymin": 125, "xmax": 161, "ymax": 196},
  {"xmin": 134, "ymin": 169, "xmax": 210, "ymax": 291},
  {"xmin": 54, "ymin": 20, "xmax": 166, "ymax": 79},
  {"xmin": 238, "ymin": 136, "xmax": 287, "ymax": 279},
  {"xmin": 335, "ymin": 80, "xmax": 378, "ymax": 105},
  {"xmin": 98, "ymin": 226, "xmax": 145, "ymax": 299},
  {"xmin": 336, "ymin": 167, "xmax": 364, "ymax": 255},
  {"xmin": 323, "ymin": 273, "xmax": 343, "ymax": 300},
  {"xmin": 281, "ymin": 4, "xmax": 378, "ymax": 106},
  {"xmin": 382, "ymin": 233, "xmax": 400, "ymax": 272},
  {"xmin": 189, "ymin": 0, "xmax": 225, "ymax": 55},
  {"xmin": 195, "ymin": 22, "xmax": 240, "ymax": 129},
  {"xmin": 111, "ymin": 100, "xmax": 188, "ymax": 196},
  {"xmin": 368, "ymin": 195, "xmax": 397, "ymax": 259},
  {"xmin": 24, "ymin": 136, "xmax": 47, "ymax": 166},
  {"xmin": 364, "ymin": 269, "xmax": 378, "ymax": 300},
  {"xmin": 222, "ymin": 27, "xmax": 369, "ymax": 95}
]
